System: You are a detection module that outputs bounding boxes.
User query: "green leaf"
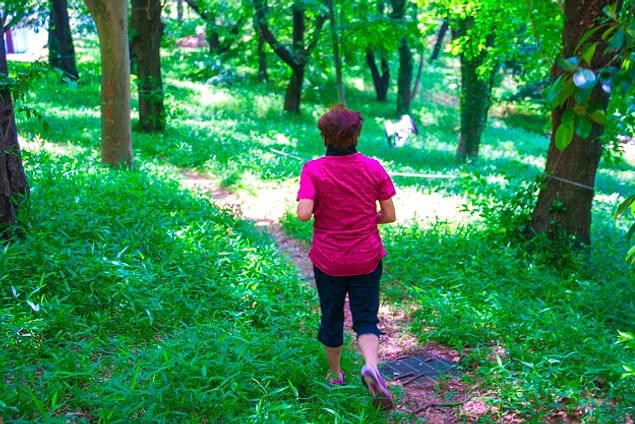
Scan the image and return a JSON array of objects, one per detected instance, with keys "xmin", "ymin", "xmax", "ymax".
[
  {"xmin": 626, "ymin": 245, "xmax": 635, "ymax": 264},
  {"xmin": 627, "ymin": 223, "xmax": 635, "ymax": 245},
  {"xmin": 62, "ymin": 76, "xmax": 78, "ymax": 90},
  {"xmin": 575, "ymin": 24, "xmax": 607, "ymax": 51},
  {"xmin": 546, "ymin": 75, "xmax": 565, "ymax": 106},
  {"xmin": 615, "ymin": 195, "xmax": 635, "ymax": 220},
  {"xmin": 581, "ymin": 43, "xmax": 596, "ymax": 65},
  {"xmin": 575, "ymin": 86, "xmax": 594, "ymax": 105},
  {"xmin": 574, "ymin": 115, "xmax": 592, "ymax": 139},
  {"xmin": 555, "ymin": 121, "xmax": 574, "ymax": 151},
  {"xmin": 555, "ymin": 79, "xmax": 575, "ymax": 109},
  {"xmin": 561, "ymin": 109, "xmax": 575, "ymax": 126},
  {"xmin": 609, "ymin": 28, "xmax": 625, "ymax": 50},
  {"xmin": 587, "ymin": 109, "xmax": 607, "ymax": 125},
  {"xmin": 557, "ymin": 56, "xmax": 578, "ymax": 71},
  {"xmin": 620, "ymin": 80, "xmax": 633, "ymax": 97},
  {"xmin": 602, "ymin": 26, "xmax": 617, "ymax": 41},
  {"xmin": 573, "ymin": 68, "xmax": 596, "ymax": 89}
]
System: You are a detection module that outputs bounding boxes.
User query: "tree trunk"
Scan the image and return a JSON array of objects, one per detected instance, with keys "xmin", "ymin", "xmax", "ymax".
[
  {"xmin": 396, "ymin": 37, "xmax": 413, "ymax": 115},
  {"xmin": 284, "ymin": 4, "xmax": 305, "ymax": 113},
  {"xmin": 177, "ymin": 0, "xmax": 183, "ymax": 23},
  {"xmin": 327, "ymin": 0, "xmax": 344, "ymax": 104},
  {"xmin": 284, "ymin": 65, "xmax": 304, "ymax": 113},
  {"xmin": 366, "ymin": 49, "xmax": 389, "ymax": 102},
  {"xmin": 84, "ymin": 0, "xmax": 133, "ymax": 168},
  {"xmin": 430, "ymin": 19, "xmax": 449, "ymax": 62},
  {"xmin": 258, "ymin": 30, "xmax": 268, "ymax": 82},
  {"xmin": 456, "ymin": 20, "xmax": 495, "ymax": 159},
  {"xmin": 207, "ymin": 20, "xmax": 221, "ymax": 55},
  {"xmin": 391, "ymin": 0, "xmax": 411, "ymax": 115},
  {"xmin": 0, "ymin": 16, "xmax": 29, "ymax": 237},
  {"xmin": 48, "ymin": 0, "xmax": 79, "ymax": 79},
  {"xmin": 254, "ymin": 0, "xmax": 325, "ymax": 114},
  {"xmin": 529, "ymin": 0, "xmax": 619, "ymax": 245},
  {"xmin": 131, "ymin": 0, "xmax": 165, "ymax": 132},
  {"xmin": 410, "ymin": 50, "xmax": 424, "ymax": 100}
]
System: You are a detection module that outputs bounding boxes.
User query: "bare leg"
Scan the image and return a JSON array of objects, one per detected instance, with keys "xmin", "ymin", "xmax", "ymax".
[
  {"xmin": 325, "ymin": 345, "xmax": 342, "ymax": 376},
  {"xmin": 357, "ymin": 334, "xmax": 379, "ymax": 370}
]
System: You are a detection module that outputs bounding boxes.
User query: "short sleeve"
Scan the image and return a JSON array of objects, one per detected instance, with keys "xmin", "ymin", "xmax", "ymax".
[
  {"xmin": 297, "ymin": 163, "xmax": 316, "ymax": 200},
  {"xmin": 377, "ymin": 165, "xmax": 396, "ymax": 201}
]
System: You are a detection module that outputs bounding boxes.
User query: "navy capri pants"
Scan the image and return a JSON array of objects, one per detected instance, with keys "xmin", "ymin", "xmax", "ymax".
[{"xmin": 313, "ymin": 260, "xmax": 382, "ymax": 348}]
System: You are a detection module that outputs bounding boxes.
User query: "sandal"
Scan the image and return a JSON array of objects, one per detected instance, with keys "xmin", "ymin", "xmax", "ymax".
[{"xmin": 360, "ymin": 365, "xmax": 394, "ymax": 410}]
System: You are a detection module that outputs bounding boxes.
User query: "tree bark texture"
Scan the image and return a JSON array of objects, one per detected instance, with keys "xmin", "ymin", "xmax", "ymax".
[
  {"xmin": 0, "ymin": 16, "xmax": 29, "ymax": 237},
  {"xmin": 258, "ymin": 30, "xmax": 268, "ymax": 82},
  {"xmin": 327, "ymin": 0, "xmax": 345, "ymax": 104},
  {"xmin": 48, "ymin": 0, "xmax": 79, "ymax": 79},
  {"xmin": 254, "ymin": 0, "xmax": 326, "ymax": 113},
  {"xmin": 429, "ymin": 19, "xmax": 449, "ymax": 62},
  {"xmin": 391, "ymin": 0, "xmax": 412, "ymax": 115},
  {"xmin": 366, "ymin": 49, "xmax": 389, "ymax": 101},
  {"xmin": 529, "ymin": 0, "xmax": 620, "ymax": 245},
  {"xmin": 396, "ymin": 37, "xmax": 413, "ymax": 115},
  {"xmin": 84, "ymin": 0, "xmax": 133, "ymax": 168},
  {"xmin": 131, "ymin": 0, "xmax": 166, "ymax": 132},
  {"xmin": 456, "ymin": 21, "xmax": 495, "ymax": 159}
]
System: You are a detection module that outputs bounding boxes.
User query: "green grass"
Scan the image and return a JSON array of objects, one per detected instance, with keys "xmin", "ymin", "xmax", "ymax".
[
  {"xmin": 5, "ymin": 36, "xmax": 635, "ymax": 422},
  {"xmin": 1, "ymin": 147, "xmax": 399, "ymax": 422}
]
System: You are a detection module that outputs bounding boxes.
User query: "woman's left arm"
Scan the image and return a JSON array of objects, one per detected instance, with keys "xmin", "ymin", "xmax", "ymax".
[{"xmin": 297, "ymin": 199, "xmax": 315, "ymax": 221}]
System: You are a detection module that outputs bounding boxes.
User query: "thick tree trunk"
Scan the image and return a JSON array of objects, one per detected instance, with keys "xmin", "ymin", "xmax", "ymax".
[
  {"xmin": 0, "ymin": 17, "xmax": 29, "ymax": 237},
  {"xmin": 456, "ymin": 51, "xmax": 494, "ymax": 158},
  {"xmin": 396, "ymin": 37, "xmax": 413, "ymax": 115},
  {"xmin": 456, "ymin": 20, "xmax": 495, "ymax": 159},
  {"xmin": 131, "ymin": 0, "xmax": 165, "ymax": 132},
  {"xmin": 366, "ymin": 49, "xmax": 389, "ymax": 102},
  {"xmin": 429, "ymin": 19, "xmax": 449, "ymax": 62},
  {"xmin": 48, "ymin": 0, "xmax": 79, "ymax": 79},
  {"xmin": 84, "ymin": 0, "xmax": 133, "ymax": 168},
  {"xmin": 284, "ymin": 65, "xmax": 304, "ymax": 113},
  {"xmin": 529, "ymin": 0, "xmax": 619, "ymax": 245},
  {"xmin": 177, "ymin": 0, "xmax": 183, "ymax": 23}
]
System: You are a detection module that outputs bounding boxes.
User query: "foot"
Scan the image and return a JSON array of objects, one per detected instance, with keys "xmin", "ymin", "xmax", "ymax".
[
  {"xmin": 360, "ymin": 365, "xmax": 394, "ymax": 410},
  {"xmin": 325, "ymin": 370, "xmax": 346, "ymax": 387}
]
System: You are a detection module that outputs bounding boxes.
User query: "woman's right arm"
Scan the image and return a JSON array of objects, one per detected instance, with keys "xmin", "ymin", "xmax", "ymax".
[{"xmin": 377, "ymin": 198, "xmax": 396, "ymax": 224}]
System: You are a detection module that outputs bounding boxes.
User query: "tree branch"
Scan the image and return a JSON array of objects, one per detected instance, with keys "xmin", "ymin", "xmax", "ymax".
[
  {"xmin": 525, "ymin": 0, "xmax": 553, "ymax": 69},
  {"xmin": 253, "ymin": 0, "xmax": 298, "ymax": 69},
  {"xmin": 183, "ymin": 0, "xmax": 211, "ymax": 21},
  {"xmin": 305, "ymin": 10, "xmax": 327, "ymax": 55},
  {"xmin": 220, "ymin": 15, "xmax": 247, "ymax": 52}
]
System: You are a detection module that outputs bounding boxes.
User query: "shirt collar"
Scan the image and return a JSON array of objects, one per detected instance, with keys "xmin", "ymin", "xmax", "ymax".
[{"xmin": 325, "ymin": 146, "xmax": 358, "ymax": 156}]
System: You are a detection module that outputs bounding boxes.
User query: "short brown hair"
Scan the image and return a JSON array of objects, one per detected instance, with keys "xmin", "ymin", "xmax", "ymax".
[{"xmin": 317, "ymin": 104, "xmax": 364, "ymax": 148}]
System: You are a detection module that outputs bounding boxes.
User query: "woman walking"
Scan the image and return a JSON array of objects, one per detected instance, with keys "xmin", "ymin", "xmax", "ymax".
[{"xmin": 296, "ymin": 104, "xmax": 397, "ymax": 409}]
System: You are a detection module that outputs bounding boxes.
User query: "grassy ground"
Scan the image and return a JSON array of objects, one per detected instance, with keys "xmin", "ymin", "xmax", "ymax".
[{"xmin": 2, "ymin": 36, "xmax": 635, "ymax": 422}]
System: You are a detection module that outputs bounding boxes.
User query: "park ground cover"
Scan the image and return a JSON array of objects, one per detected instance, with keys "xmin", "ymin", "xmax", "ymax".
[{"xmin": 1, "ymin": 39, "xmax": 635, "ymax": 422}]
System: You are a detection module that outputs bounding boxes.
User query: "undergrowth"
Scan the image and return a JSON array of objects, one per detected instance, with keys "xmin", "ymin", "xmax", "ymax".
[{"xmin": 0, "ymin": 148, "xmax": 390, "ymax": 423}]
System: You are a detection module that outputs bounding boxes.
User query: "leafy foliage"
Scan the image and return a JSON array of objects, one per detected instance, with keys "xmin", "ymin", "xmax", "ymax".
[{"xmin": 548, "ymin": 3, "xmax": 635, "ymax": 151}]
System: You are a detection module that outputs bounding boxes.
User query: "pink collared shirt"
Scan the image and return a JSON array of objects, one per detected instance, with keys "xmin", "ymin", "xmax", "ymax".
[{"xmin": 297, "ymin": 153, "xmax": 396, "ymax": 276}]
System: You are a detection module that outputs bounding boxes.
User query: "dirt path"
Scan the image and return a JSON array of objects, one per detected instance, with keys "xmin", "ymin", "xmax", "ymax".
[{"xmin": 180, "ymin": 172, "xmax": 479, "ymax": 422}]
